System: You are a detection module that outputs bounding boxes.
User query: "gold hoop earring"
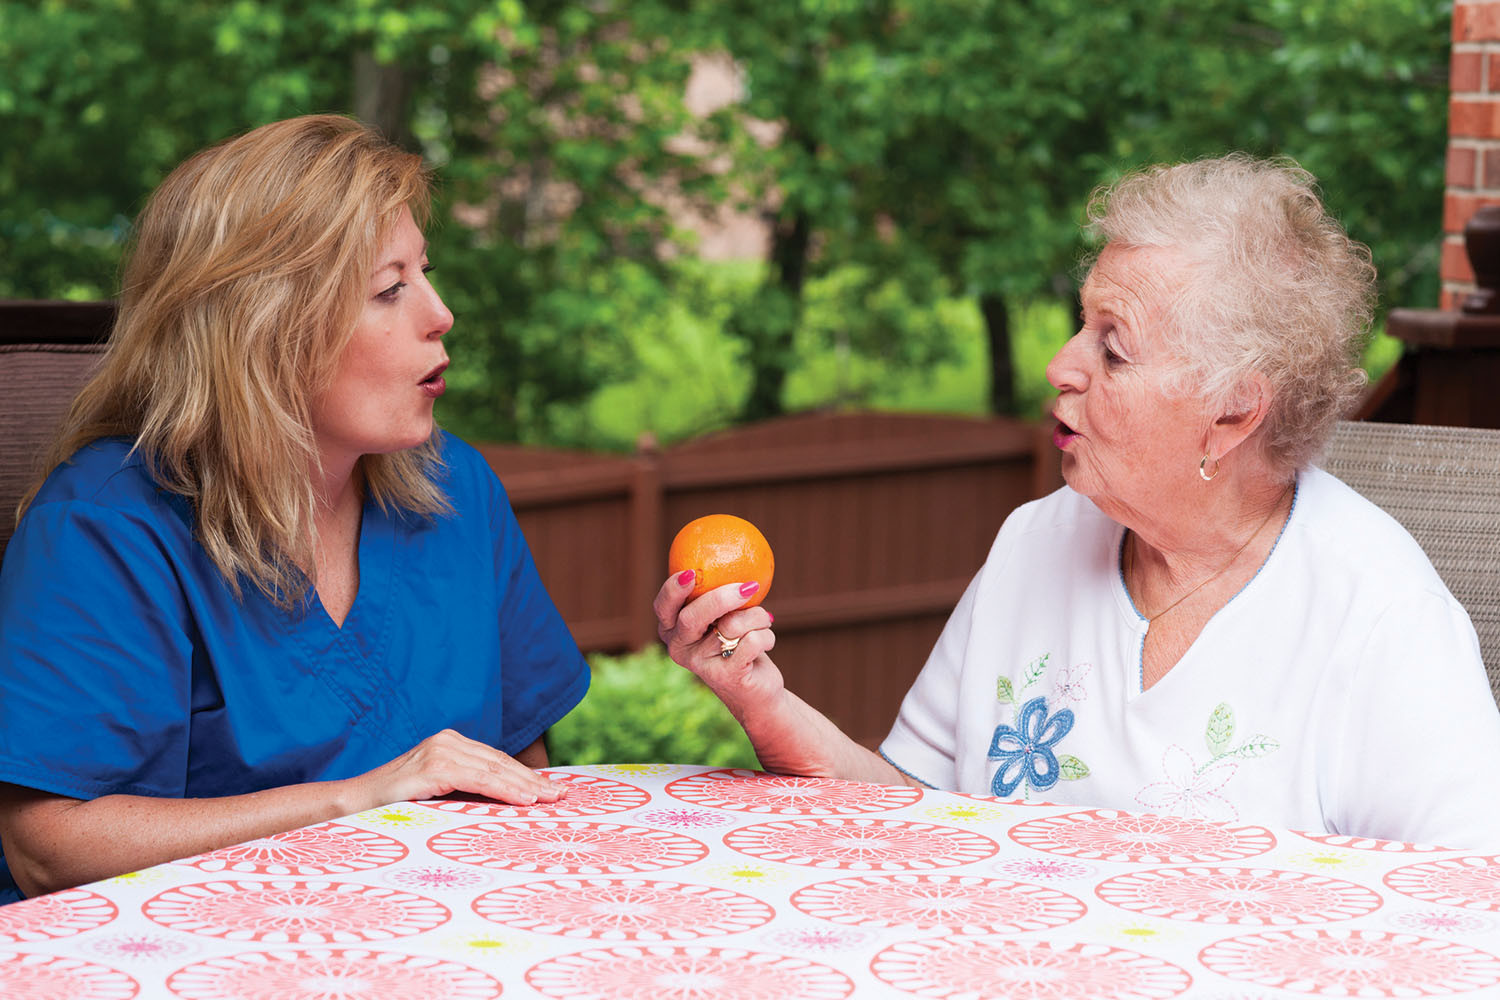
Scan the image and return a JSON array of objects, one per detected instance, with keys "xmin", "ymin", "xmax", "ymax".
[{"xmin": 1199, "ymin": 454, "xmax": 1220, "ymax": 482}]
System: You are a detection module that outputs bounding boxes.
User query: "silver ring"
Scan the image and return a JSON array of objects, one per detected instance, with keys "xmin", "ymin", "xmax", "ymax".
[{"xmin": 714, "ymin": 629, "xmax": 741, "ymax": 658}]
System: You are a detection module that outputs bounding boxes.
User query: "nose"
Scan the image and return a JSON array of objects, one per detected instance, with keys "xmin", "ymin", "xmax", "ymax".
[
  {"xmin": 424, "ymin": 280, "xmax": 454, "ymax": 340},
  {"xmin": 1045, "ymin": 330, "xmax": 1089, "ymax": 394}
]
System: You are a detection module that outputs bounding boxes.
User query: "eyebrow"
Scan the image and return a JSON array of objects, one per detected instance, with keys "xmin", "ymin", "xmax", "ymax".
[{"xmin": 373, "ymin": 241, "xmax": 430, "ymax": 276}]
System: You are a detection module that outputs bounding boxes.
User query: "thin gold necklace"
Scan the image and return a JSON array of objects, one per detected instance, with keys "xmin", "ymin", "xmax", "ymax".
[{"xmin": 1128, "ymin": 483, "xmax": 1292, "ymax": 625}]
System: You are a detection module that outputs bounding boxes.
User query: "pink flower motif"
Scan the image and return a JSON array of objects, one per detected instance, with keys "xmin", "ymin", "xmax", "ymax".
[
  {"xmin": 83, "ymin": 933, "xmax": 196, "ymax": 963},
  {"xmin": 1052, "ymin": 662, "xmax": 1092, "ymax": 705},
  {"xmin": 993, "ymin": 857, "xmax": 1094, "ymax": 881},
  {"xmin": 388, "ymin": 867, "xmax": 488, "ymax": 891},
  {"xmin": 637, "ymin": 808, "xmax": 732, "ymax": 828},
  {"xmin": 1136, "ymin": 746, "xmax": 1240, "ymax": 823},
  {"xmin": 764, "ymin": 924, "xmax": 875, "ymax": 953},
  {"xmin": 1391, "ymin": 909, "xmax": 1493, "ymax": 934}
]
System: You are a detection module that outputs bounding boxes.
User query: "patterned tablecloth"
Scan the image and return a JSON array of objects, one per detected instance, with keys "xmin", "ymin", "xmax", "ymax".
[{"xmin": 3, "ymin": 764, "xmax": 1500, "ymax": 999}]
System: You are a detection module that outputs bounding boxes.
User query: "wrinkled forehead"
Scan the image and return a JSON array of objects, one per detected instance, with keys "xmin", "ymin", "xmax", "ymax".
[{"xmin": 1082, "ymin": 244, "xmax": 1193, "ymax": 323}]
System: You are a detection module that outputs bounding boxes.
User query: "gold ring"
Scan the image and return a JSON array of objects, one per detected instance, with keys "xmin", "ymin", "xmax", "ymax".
[{"xmin": 714, "ymin": 629, "xmax": 741, "ymax": 658}]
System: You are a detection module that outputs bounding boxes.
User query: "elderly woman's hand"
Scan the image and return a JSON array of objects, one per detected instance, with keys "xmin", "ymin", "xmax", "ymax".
[
  {"xmin": 655, "ymin": 571, "xmax": 780, "ymax": 716},
  {"xmin": 340, "ymin": 730, "xmax": 566, "ymax": 814}
]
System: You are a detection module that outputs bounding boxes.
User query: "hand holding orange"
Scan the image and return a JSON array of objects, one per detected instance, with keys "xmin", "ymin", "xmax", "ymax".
[{"xmin": 668, "ymin": 514, "xmax": 774, "ymax": 608}]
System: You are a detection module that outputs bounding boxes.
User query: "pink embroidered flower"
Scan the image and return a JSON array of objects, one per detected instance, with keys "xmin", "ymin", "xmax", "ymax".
[
  {"xmin": 1136, "ymin": 745, "xmax": 1240, "ymax": 823},
  {"xmin": 1052, "ymin": 662, "xmax": 1092, "ymax": 705}
]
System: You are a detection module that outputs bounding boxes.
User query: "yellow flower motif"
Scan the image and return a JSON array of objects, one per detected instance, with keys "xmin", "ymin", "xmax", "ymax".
[
  {"xmin": 446, "ymin": 933, "xmax": 533, "ymax": 955},
  {"xmin": 354, "ymin": 805, "xmax": 443, "ymax": 828},
  {"xmin": 701, "ymin": 862, "xmax": 791, "ymax": 884},
  {"xmin": 1286, "ymin": 850, "xmax": 1367, "ymax": 871},
  {"xmin": 921, "ymin": 803, "xmax": 1011, "ymax": 825},
  {"xmin": 105, "ymin": 867, "xmax": 170, "ymax": 886},
  {"xmin": 1101, "ymin": 920, "xmax": 1177, "ymax": 944},
  {"xmin": 596, "ymin": 762, "xmax": 677, "ymax": 776}
]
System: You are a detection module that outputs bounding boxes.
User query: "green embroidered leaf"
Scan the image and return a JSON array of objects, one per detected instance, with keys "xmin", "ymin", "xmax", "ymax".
[
  {"xmin": 996, "ymin": 677, "xmax": 1015, "ymax": 704},
  {"xmin": 1205, "ymin": 702, "xmax": 1235, "ymax": 755},
  {"xmin": 1058, "ymin": 755, "xmax": 1090, "ymax": 780},
  {"xmin": 1019, "ymin": 653, "xmax": 1049, "ymax": 691},
  {"xmin": 1231, "ymin": 735, "xmax": 1281, "ymax": 759}
]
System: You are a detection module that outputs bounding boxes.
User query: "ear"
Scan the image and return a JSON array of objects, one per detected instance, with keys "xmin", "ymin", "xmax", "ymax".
[{"xmin": 1204, "ymin": 372, "xmax": 1272, "ymax": 465}]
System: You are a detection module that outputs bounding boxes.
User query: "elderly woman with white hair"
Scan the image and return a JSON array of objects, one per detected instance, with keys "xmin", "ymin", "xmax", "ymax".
[{"xmin": 657, "ymin": 154, "xmax": 1500, "ymax": 849}]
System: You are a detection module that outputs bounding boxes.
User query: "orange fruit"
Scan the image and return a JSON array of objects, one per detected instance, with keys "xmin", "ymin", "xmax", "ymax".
[{"xmin": 668, "ymin": 514, "xmax": 774, "ymax": 607}]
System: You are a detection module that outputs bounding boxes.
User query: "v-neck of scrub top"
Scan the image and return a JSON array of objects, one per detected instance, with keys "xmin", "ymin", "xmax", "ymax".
[{"xmin": 279, "ymin": 493, "xmax": 418, "ymax": 755}]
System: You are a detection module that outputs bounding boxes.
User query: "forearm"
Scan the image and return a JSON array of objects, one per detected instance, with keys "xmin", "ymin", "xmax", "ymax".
[
  {"xmin": 1, "ymin": 777, "xmax": 362, "ymax": 899},
  {"xmin": 3, "ymin": 733, "xmax": 555, "ymax": 898},
  {"xmin": 731, "ymin": 687, "xmax": 918, "ymax": 787}
]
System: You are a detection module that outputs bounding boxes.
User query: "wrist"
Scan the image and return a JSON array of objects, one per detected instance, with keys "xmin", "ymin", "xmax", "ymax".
[{"xmin": 328, "ymin": 776, "xmax": 372, "ymax": 819}]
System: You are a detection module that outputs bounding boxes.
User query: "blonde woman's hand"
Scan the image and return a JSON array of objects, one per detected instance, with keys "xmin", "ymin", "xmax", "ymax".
[{"xmin": 341, "ymin": 729, "xmax": 565, "ymax": 814}]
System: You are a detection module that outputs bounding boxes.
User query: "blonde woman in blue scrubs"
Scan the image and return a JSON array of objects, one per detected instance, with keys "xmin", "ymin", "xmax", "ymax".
[{"xmin": 0, "ymin": 116, "xmax": 589, "ymax": 903}]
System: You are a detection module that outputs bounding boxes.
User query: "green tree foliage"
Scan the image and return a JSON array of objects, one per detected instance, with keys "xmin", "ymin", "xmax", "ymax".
[
  {"xmin": 548, "ymin": 648, "xmax": 759, "ymax": 768},
  {"xmin": 0, "ymin": 0, "xmax": 715, "ymax": 442},
  {"xmin": 2, "ymin": 0, "xmax": 1453, "ymax": 434},
  {"xmin": 687, "ymin": 0, "xmax": 1450, "ymax": 415}
]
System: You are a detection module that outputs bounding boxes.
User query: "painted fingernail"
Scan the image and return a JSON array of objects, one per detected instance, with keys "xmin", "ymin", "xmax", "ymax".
[
  {"xmin": 739, "ymin": 581, "xmax": 760, "ymax": 597},
  {"xmin": 678, "ymin": 569, "xmax": 696, "ymax": 586},
  {"xmin": 767, "ymin": 611, "xmax": 775, "ymax": 624}
]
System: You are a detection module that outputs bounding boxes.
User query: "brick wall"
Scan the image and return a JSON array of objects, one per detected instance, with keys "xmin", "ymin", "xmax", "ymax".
[{"xmin": 1446, "ymin": 2, "xmax": 1500, "ymax": 308}]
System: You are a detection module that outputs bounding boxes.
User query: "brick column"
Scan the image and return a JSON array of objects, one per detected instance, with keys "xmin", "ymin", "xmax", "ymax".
[{"xmin": 1446, "ymin": 2, "xmax": 1500, "ymax": 309}]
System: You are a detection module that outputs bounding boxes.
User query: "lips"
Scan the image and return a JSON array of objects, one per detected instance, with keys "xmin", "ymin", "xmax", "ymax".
[
  {"xmin": 420, "ymin": 361, "xmax": 449, "ymax": 398},
  {"xmin": 1051, "ymin": 412, "xmax": 1079, "ymax": 449}
]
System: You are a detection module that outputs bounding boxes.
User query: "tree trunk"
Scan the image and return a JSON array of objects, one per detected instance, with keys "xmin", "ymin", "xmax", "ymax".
[
  {"xmin": 980, "ymin": 291, "xmax": 1015, "ymax": 415},
  {"xmin": 740, "ymin": 209, "xmax": 811, "ymax": 422},
  {"xmin": 354, "ymin": 50, "xmax": 414, "ymax": 150}
]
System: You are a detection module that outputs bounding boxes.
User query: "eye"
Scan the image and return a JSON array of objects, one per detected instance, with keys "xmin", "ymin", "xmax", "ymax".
[{"xmin": 376, "ymin": 280, "xmax": 406, "ymax": 303}]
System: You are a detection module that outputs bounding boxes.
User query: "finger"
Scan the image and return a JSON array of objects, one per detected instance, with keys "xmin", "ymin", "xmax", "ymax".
[
  {"xmin": 713, "ymin": 606, "xmax": 774, "ymax": 640},
  {"xmin": 653, "ymin": 570, "xmax": 698, "ymax": 632},
  {"xmin": 714, "ymin": 624, "xmax": 773, "ymax": 665},
  {"xmin": 411, "ymin": 732, "xmax": 567, "ymax": 800},
  {"xmin": 473, "ymin": 759, "xmax": 566, "ymax": 805},
  {"xmin": 676, "ymin": 581, "xmax": 763, "ymax": 639}
]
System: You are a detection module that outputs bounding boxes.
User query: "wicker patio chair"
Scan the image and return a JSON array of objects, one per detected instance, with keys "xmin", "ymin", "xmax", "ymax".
[
  {"xmin": 1319, "ymin": 419, "xmax": 1500, "ymax": 708},
  {"xmin": 0, "ymin": 302, "xmax": 111, "ymax": 563}
]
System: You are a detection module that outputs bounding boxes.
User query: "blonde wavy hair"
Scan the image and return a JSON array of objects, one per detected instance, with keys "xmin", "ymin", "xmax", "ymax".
[
  {"xmin": 1085, "ymin": 154, "xmax": 1378, "ymax": 475},
  {"xmin": 23, "ymin": 114, "xmax": 452, "ymax": 604}
]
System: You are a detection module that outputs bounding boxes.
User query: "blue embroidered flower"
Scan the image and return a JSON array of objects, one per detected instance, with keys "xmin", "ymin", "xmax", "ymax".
[{"xmin": 987, "ymin": 696, "xmax": 1074, "ymax": 797}]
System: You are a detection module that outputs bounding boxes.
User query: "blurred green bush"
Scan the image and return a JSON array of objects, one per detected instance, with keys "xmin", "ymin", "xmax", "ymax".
[{"xmin": 548, "ymin": 647, "xmax": 760, "ymax": 770}]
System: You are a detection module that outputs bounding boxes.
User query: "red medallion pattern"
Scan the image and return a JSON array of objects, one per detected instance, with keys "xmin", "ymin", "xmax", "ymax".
[
  {"xmin": 184, "ymin": 823, "xmax": 407, "ymax": 875},
  {"xmin": 10, "ymin": 765, "xmax": 1500, "ymax": 998},
  {"xmin": 524, "ymin": 944, "xmax": 854, "ymax": 999},
  {"xmin": 724, "ymin": 819, "xmax": 999, "ymax": 870},
  {"xmin": 664, "ymin": 769, "xmax": 923, "ymax": 815},
  {"xmin": 1385, "ymin": 856, "xmax": 1500, "ymax": 912},
  {"xmin": 419, "ymin": 772, "xmax": 650, "ymax": 819},
  {"xmin": 790, "ymin": 874, "xmax": 1087, "ymax": 933},
  {"xmin": 141, "ymin": 880, "xmax": 450, "ymax": 943},
  {"xmin": 870, "ymin": 936, "xmax": 1193, "ymax": 999},
  {"xmin": 164, "ymin": 948, "xmax": 503, "ymax": 1000},
  {"xmin": 428, "ymin": 821, "xmax": 709, "ymax": 874},
  {"xmin": 0, "ymin": 951, "xmax": 139, "ymax": 1000},
  {"xmin": 1198, "ymin": 929, "xmax": 1500, "ymax": 996},
  {"xmin": 1295, "ymin": 831, "xmax": 1453, "ymax": 853},
  {"xmin": 1095, "ymin": 867, "xmax": 1384, "ymax": 925},
  {"xmin": 472, "ymin": 878, "xmax": 774, "ymax": 940},
  {"xmin": 1008, "ymin": 811, "xmax": 1276, "ymax": 864},
  {"xmin": 0, "ymin": 889, "xmax": 117, "ymax": 943}
]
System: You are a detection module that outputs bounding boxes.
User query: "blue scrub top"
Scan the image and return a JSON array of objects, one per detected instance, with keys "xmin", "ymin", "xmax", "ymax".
[{"xmin": 0, "ymin": 432, "xmax": 589, "ymax": 903}]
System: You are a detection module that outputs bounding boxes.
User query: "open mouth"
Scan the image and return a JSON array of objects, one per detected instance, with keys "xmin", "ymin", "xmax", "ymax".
[
  {"xmin": 1052, "ymin": 415, "xmax": 1078, "ymax": 448},
  {"xmin": 420, "ymin": 362, "xmax": 449, "ymax": 397}
]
